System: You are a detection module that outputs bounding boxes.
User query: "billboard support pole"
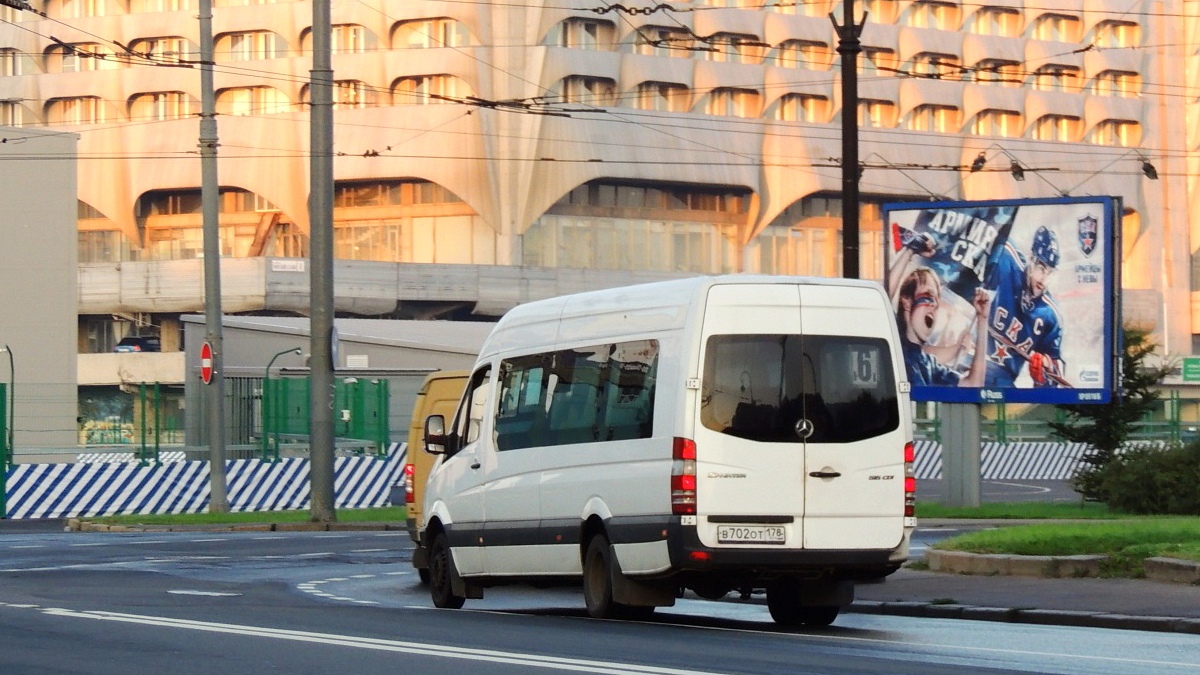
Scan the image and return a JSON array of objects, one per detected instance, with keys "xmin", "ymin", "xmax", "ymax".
[{"xmin": 941, "ymin": 403, "xmax": 981, "ymax": 507}]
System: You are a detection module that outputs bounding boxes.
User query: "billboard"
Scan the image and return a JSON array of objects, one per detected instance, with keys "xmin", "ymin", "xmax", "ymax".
[{"xmin": 883, "ymin": 196, "xmax": 1119, "ymax": 405}]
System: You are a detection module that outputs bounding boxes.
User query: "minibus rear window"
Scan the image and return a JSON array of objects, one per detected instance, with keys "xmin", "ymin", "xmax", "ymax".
[{"xmin": 700, "ymin": 334, "xmax": 899, "ymax": 443}]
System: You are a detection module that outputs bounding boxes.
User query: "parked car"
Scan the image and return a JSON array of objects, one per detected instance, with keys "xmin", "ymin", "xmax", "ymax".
[{"xmin": 114, "ymin": 336, "xmax": 161, "ymax": 352}]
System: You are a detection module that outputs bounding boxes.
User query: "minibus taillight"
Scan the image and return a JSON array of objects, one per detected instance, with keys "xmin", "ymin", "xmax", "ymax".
[
  {"xmin": 671, "ymin": 437, "xmax": 697, "ymax": 515},
  {"xmin": 903, "ymin": 442, "xmax": 916, "ymax": 518},
  {"xmin": 403, "ymin": 463, "xmax": 416, "ymax": 505}
]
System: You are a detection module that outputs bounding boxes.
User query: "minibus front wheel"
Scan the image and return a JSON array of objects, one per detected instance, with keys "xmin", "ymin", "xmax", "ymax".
[{"xmin": 429, "ymin": 533, "xmax": 466, "ymax": 609}]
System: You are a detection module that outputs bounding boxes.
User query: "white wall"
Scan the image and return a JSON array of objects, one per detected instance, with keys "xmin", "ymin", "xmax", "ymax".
[{"xmin": 0, "ymin": 127, "xmax": 79, "ymax": 448}]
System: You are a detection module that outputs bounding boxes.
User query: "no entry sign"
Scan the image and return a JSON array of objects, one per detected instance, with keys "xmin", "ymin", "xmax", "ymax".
[{"xmin": 200, "ymin": 341, "xmax": 213, "ymax": 384}]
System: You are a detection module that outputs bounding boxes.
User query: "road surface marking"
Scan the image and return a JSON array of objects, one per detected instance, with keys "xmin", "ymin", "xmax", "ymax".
[{"xmin": 38, "ymin": 607, "xmax": 736, "ymax": 675}]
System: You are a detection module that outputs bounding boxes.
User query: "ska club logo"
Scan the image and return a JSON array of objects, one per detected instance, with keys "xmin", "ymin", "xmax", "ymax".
[{"xmin": 1077, "ymin": 213, "xmax": 1098, "ymax": 256}]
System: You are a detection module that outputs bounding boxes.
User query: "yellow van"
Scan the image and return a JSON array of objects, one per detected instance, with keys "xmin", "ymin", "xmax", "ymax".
[{"xmin": 404, "ymin": 370, "xmax": 468, "ymax": 580}]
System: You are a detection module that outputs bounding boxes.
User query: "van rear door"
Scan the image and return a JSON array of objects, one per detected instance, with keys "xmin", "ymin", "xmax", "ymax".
[{"xmin": 695, "ymin": 283, "xmax": 903, "ymax": 552}]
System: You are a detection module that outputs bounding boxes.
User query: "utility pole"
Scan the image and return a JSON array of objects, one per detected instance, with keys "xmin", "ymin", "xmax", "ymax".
[
  {"xmin": 832, "ymin": 1, "xmax": 865, "ymax": 279},
  {"xmin": 198, "ymin": 0, "xmax": 228, "ymax": 511},
  {"xmin": 309, "ymin": 0, "xmax": 337, "ymax": 522}
]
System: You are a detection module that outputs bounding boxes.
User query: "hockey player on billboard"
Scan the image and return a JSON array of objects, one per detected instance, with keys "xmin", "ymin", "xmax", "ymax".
[{"xmin": 983, "ymin": 225, "xmax": 1067, "ymax": 388}]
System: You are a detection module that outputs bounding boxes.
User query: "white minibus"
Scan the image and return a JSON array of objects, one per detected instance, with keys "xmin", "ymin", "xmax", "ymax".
[{"xmin": 414, "ymin": 275, "xmax": 915, "ymax": 626}]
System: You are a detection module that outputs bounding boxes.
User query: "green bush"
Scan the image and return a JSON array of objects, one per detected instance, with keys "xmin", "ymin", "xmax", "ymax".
[{"xmin": 1089, "ymin": 443, "xmax": 1200, "ymax": 514}]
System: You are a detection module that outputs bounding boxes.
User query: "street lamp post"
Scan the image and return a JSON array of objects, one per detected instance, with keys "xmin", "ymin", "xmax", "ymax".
[
  {"xmin": 262, "ymin": 347, "xmax": 302, "ymax": 461},
  {"xmin": 1, "ymin": 345, "xmax": 12, "ymax": 463},
  {"xmin": 0, "ymin": 345, "xmax": 13, "ymax": 519}
]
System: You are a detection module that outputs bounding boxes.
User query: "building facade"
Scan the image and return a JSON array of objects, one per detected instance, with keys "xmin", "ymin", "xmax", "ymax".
[{"xmin": 0, "ymin": 0, "xmax": 1195, "ymax": 358}]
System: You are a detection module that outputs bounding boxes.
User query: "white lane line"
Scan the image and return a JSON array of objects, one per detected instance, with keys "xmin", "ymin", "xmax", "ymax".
[
  {"xmin": 371, "ymin": 533, "xmax": 404, "ymax": 538},
  {"xmin": 252, "ymin": 536, "xmax": 285, "ymax": 541},
  {"xmin": 9, "ymin": 545, "xmax": 45, "ymax": 549},
  {"xmin": 167, "ymin": 590, "xmax": 242, "ymax": 597},
  {"xmin": 189, "ymin": 538, "xmax": 229, "ymax": 543},
  {"xmin": 37, "ymin": 607, "xmax": 732, "ymax": 675},
  {"xmin": 349, "ymin": 549, "xmax": 389, "ymax": 553},
  {"xmin": 314, "ymin": 535, "xmax": 349, "ymax": 539}
]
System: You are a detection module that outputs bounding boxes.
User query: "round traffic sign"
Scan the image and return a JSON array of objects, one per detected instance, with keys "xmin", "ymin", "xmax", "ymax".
[{"xmin": 200, "ymin": 341, "xmax": 213, "ymax": 384}]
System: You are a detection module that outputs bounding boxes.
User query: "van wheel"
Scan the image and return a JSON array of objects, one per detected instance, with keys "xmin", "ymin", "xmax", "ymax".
[
  {"xmin": 429, "ymin": 533, "xmax": 465, "ymax": 609},
  {"xmin": 417, "ymin": 568, "xmax": 430, "ymax": 585},
  {"xmin": 802, "ymin": 606, "xmax": 839, "ymax": 627},
  {"xmin": 583, "ymin": 534, "xmax": 619, "ymax": 618},
  {"xmin": 766, "ymin": 580, "xmax": 803, "ymax": 626}
]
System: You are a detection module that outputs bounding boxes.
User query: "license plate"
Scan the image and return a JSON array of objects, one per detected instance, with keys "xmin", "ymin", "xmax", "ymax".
[{"xmin": 716, "ymin": 525, "xmax": 786, "ymax": 545}]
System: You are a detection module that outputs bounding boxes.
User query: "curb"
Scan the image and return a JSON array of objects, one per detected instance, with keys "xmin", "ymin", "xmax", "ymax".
[
  {"xmin": 848, "ymin": 600, "xmax": 1200, "ymax": 634},
  {"xmin": 927, "ymin": 549, "xmax": 1200, "ymax": 584}
]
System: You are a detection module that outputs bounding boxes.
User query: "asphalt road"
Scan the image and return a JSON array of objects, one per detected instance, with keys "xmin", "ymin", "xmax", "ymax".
[{"xmin": 1, "ymin": 528, "xmax": 1197, "ymax": 675}]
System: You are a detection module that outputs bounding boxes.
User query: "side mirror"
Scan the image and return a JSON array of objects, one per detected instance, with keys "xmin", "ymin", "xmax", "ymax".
[{"xmin": 423, "ymin": 414, "xmax": 447, "ymax": 455}]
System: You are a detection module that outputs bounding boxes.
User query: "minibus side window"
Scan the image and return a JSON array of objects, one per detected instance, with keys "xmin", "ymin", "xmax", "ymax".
[
  {"xmin": 449, "ymin": 365, "xmax": 491, "ymax": 454},
  {"xmin": 492, "ymin": 340, "xmax": 658, "ymax": 451},
  {"xmin": 496, "ymin": 354, "xmax": 551, "ymax": 451}
]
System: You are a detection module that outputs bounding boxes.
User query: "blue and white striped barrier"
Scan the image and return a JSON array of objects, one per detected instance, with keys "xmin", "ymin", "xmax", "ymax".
[
  {"xmin": 77, "ymin": 451, "xmax": 188, "ymax": 464},
  {"xmin": 3, "ymin": 444, "xmax": 408, "ymax": 519},
  {"xmin": 912, "ymin": 440, "xmax": 1094, "ymax": 480}
]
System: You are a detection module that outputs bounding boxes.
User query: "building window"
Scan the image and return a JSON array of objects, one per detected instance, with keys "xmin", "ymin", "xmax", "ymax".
[
  {"xmin": 334, "ymin": 180, "xmax": 461, "ymax": 208},
  {"xmin": 1094, "ymin": 21, "xmax": 1140, "ymax": 48},
  {"xmin": 559, "ymin": 76, "xmax": 616, "ymax": 105},
  {"xmin": 634, "ymin": 81, "xmax": 689, "ymax": 112},
  {"xmin": 0, "ymin": 100, "xmax": 27, "ymax": 126},
  {"xmin": 972, "ymin": 59, "xmax": 1021, "ymax": 87},
  {"xmin": 129, "ymin": 91, "xmax": 194, "ymax": 120},
  {"xmin": 771, "ymin": 40, "xmax": 830, "ymax": 70},
  {"xmin": 1029, "ymin": 65, "xmax": 1080, "ymax": 92},
  {"xmin": 634, "ymin": 27, "xmax": 693, "ymax": 57},
  {"xmin": 1091, "ymin": 70, "xmax": 1140, "ymax": 97},
  {"xmin": 705, "ymin": 88, "xmax": 760, "ymax": 117},
  {"xmin": 970, "ymin": 109, "xmax": 1022, "ymax": 137},
  {"xmin": 773, "ymin": 93, "xmax": 829, "ymax": 123},
  {"xmin": 909, "ymin": 52, "xmax": 960, "ymax": 79},
  {"xmin": 393, "ymin": 18, "xmax": 471, "ymax": 48},
  {"xmin": 131, "ymin": 0, "xmax": 192, "ymax": 11},
  {"xmin": 1031, "ymin": 115, "xmax": 1081, "ymax": 142},
  {"xmin": 860, "ymin": 47, "xmax": 896, "ymax": 76},
  {"xmin": 526, "ymin": 181, "xmax": 747, "ymax": 273},
  {"xmin": 392, "ymin": 75, "xmax": 469, "ymax": 104},
  {"xmin": 218, "ymin": 31, "xmax": 282, "ymax": 61},
  {"xmin": 215, "ymin": 86, "xmax": 290, "ymax": 115},
  {"xmin": 970, "ymin": 7, "xmax": 1021, "ymax": 37},
  {"xmin": 301, "ymin": 81, "xmax": 376, "ymax": 109},
  {"xmin": 46, "ymin": 96, "xmax": 107, "ymax": 125},
  {"xmin": 49, "ymin": 43, "xmax": 120, "ymax": 73},
  {"xmin": 554, "ymin": 18, "xmax": 614, "ymax": 49},
  {"xmin": 332, "ymin": 24, "xmax": 367, "ymax": 54},
  {"xmin": 61, "ymin": 0, "xmax": 108, "ymax": 18},
  {"xmin": 128, "ymin": 37, "xmax": 195, "ymax": 64},
  {"xmin": 904, "ymin": 104, "xmax": 960, "ymax": 132},
  {"xmin": 1, "ymin": 48, "xmax": 21, "ymax": 76},
  {"xmin": 858, "ymin": 99, "xmax": 896, "ymax": 127},
  {"xmin": 863, "ymin": 0, "xmax": 898, "ymax": 23},
  {"xmin": 1088, "ymin": 119, "xmax": 1141, "ymax": 146},
  {"xmin": 904, "ymin": 1, "xmax": 960, "ymax": 30},
  {"xmin": 703, "ymin": 33, "xmax": 762, "ymax": 64},
  {"xmin": 1031, "ymin": 14, "xmax": 1081, "ymax": 42}
]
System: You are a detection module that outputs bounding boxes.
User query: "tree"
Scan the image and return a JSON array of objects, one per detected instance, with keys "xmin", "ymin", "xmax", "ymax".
[{"xmin": 1048, "ymin": 325, "xmax": 1173, "ymax": 500}]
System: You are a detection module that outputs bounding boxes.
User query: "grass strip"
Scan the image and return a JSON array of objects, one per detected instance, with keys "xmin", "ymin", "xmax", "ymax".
[{"xmin": 932, "ymin": 517, "xmax": 1200, "ymax": 577}]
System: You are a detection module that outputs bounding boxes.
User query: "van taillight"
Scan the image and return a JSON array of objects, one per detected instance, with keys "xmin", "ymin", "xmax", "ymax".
[
  {"xmin": 671, "ymin": 437, "xmax": 697, "ymax": 515},
  {"xmin": 403, "ymin": 463, "xmax": 415, "ymax": 504},
  {"xmin": 903, "ymin": 442, "xmax": 916, "ymax": 518}
]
